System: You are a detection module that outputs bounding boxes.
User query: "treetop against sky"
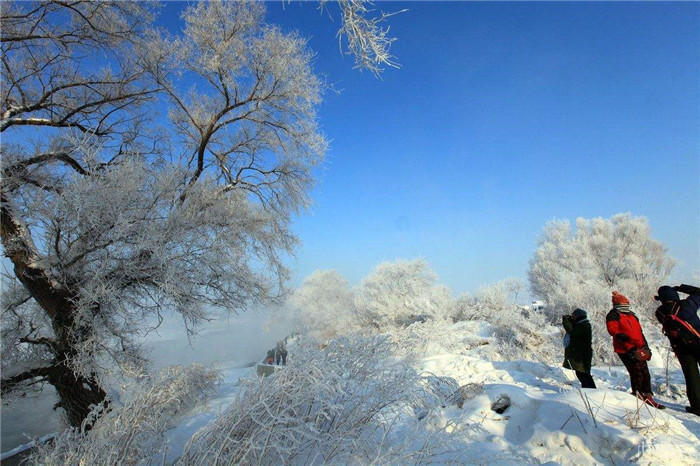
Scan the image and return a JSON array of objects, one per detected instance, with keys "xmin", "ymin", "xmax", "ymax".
[
  {"xmin": 6, "ymin": 1, "xmax": 699, "ymax": 295},
  {"xmin": 252, "ymin": 1, "xmax": 698, "ymax": 292}
]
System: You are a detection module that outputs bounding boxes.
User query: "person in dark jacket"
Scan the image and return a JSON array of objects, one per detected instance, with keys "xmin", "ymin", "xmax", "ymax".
[
  {"xmin": 274, "ymin": 341, "xmax": 288, "ymax": 366},
  {"xmin": 655, "ymin": 285, "xmax": 700, "ymax": 416},
  {"xmin": 606, "ymin": 291, "xmax": 665, "ymax": 409},
  {"xmin": 562, "ymin": 308, "xmax": 596, "ymax": 388}
]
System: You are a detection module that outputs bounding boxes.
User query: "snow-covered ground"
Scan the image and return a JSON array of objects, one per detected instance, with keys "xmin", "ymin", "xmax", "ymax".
[
  {"xmin": 4, "ymin": 319, "xmax": 699, "ymax": 464},
  {"xmin": 159, "ymin": 320, "xmax": 700, "ymax": 464}
]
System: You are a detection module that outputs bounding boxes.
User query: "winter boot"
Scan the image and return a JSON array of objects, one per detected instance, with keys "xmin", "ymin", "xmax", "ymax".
[
  {"xmin": 685, "ymin": 406, "xmax": 700, "ymax": 416},
  {"xmin": 640, "ymin": 394, "xmax": 665, "ymax": 409}
]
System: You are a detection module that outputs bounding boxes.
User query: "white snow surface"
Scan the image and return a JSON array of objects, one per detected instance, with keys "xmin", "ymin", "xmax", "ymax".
[
  {"xmin": 159, "ymin": 320, "xmax": 700, "ymax": 465},
  {"xmin": 4, "ymin": 319, "xmax": 700, "ymax": 464}
]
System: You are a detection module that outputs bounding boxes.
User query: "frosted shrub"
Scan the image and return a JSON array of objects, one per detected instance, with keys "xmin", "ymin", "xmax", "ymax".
[
  {"xmin": 528, "ymin": 214, "xmax": 674, "ymax": 364},
  {"xmin": 355, "ymin": 259, "xmax": 454, "ymax": 330},
  {"xmin": 30, "ymin": 365, "xmax": 219, "ymax": 465},
  {"xmin": 385, "ymin": 319, "xmax": 491, "ymax": 361},
  {"xmin": 450, "ymin": 294, "xmax": 477, "ymax": 323},
  {"xmin": 285, "ymin": 270, "xmax": 359, "ymax": 341},
  {"xmin": 449, "ymin": 279, "xmax": 559, "ymax": 363},
  {"xmin": 493, "ymin": 309, "xmax": 559, "ymax": 364},
  {"xmin": 450, "ymin": 278, "xmax": 522, "ymax": 323},
  {"xmin": 179, "ymin": 334, "xmax": 459, "ymax": 465}
]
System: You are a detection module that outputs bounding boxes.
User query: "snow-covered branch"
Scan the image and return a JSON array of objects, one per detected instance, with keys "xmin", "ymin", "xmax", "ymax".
[{"xmin": 334, "ymin": 0, "xmax": 406, "ymax": 76}]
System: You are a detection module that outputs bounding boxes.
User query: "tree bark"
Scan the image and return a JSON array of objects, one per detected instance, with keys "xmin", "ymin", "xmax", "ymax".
[
  {"xmin": 46, "ymin": 356, "xmax": 108, "ymax": 428},
  {"xmin": 1, "ymin": 191, "xmax": 107, "ymax": 427},
  {"xmin": 1, "ymin": 358, "xmax": 107, "ymax": 428}
]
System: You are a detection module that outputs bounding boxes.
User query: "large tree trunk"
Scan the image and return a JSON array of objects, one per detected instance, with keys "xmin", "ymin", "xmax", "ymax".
[
  {"xmin": 1, "ymin": 191, "xmax": 107, "ymax": 427},
  {"xmin": 47, "ymin": 355, "xmax": 108, "ymax": 428},
  {"xmin": 1, "ymin": 347, "xmax": 108, "ymax": 429}
]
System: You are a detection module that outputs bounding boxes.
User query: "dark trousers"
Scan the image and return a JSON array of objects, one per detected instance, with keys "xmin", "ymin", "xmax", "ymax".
[
  {"xmin": 676, "ymin": 349, "xmax": 700, "ymax": 409},
  {"xmin": 275, "ymin": 351, "xmax": 287, "ymax": 365},
  {"xmin": 619, "ymin": 352, "xmax": 652, "ymax": 396},
  {"xmin": 575, "ymin": 371, "xmax": 597, "ymax": 389}
]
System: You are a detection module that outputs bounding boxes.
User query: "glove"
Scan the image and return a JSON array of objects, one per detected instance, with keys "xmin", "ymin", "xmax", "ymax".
[
  {"xmin": 562, "ymin": 315, "xmax": 574, "ymax": 332},
  {"xmin": 635, "ymin": 346, "xmax": 652, "ymax": 362}
]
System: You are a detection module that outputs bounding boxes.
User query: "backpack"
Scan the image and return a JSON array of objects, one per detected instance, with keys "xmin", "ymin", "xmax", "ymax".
[{"xmin": 656, "ymin": 302, "xmax": 700, "ymax": 348}]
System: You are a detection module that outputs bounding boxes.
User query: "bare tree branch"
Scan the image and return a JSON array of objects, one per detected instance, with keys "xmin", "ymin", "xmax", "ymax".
[
  {"xmin": 3, "ymin": 150, "xmax": 87, "ymax": 175},
  {"xmin": 1, "ymin": 366, "xmax": 53, "ymax": 395}
]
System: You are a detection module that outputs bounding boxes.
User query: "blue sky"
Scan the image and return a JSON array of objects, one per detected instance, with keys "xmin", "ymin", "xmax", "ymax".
[{"xmin": 166, "ymin": 2, "xmax": 700, "ymax": 296}]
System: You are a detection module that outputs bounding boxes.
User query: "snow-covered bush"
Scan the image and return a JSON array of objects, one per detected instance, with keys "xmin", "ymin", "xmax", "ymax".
[
  {"xmin": 450, "ymin": 293, "xmax": 476, "ymax": 323},
  {"xmin": 451, "ymin": 278, "xmax": 523, "ymax": 323},
  {"xmin": 386, "ymin": 319, "xmax": 494, "ymax": 363},
  {"xmin": 355, "ymin": 259, "xmax": 454, "ymax": 330},
  {"xmin": 528, "ymin": 214, "xmax": 674, "ymax": 363},
  {"xmin": 29, "ymin": 365, "xmax": 219, "ymax": 465},
  {"xmin": 179, "ymin": 335, "xmax": 460, "ymax": 465},
  {"xmin": 285, "ymin": 270, "xmax": 358, "ymax": 340},
  {"xmin": 449, "ymin": 279, "xmax": 559, "ymax": 363}
]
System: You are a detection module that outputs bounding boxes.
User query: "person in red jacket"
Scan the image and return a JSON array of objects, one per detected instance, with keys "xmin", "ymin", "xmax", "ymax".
[{"xmin": 606, "ymin": 291, "xmax": 665, "ymax": 409}]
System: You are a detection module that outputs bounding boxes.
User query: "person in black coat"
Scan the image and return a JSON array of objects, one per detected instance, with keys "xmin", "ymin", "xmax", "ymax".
[
  {"xmin": 562, "ymin": 308, "xmax": 596, "ymax": 389},
  {"xmin": 655, "ymin": 285, "xmax": 700, "ymax": 416},
  {"xmin": 274, "ymin": 341, "xmax": 288, "ymax": 366}
]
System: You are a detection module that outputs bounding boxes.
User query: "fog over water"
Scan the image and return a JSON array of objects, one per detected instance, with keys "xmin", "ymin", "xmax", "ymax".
[
  {"xmin": 1, "ymin": 310, "xmax": 290, "ymax": 453},
  {"xmin": 144, "ymin": 310, "xmax": 291, "ymax": 370}
]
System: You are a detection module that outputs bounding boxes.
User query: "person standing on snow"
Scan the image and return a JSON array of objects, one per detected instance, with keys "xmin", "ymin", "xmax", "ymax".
[
  {"xmin": 654, "ymin": 284, "xmax": 700, "ymax": 416},
  {"xmin": 562, "ymin": 308, "xmax": 596, "ymax": 388},
  {"xmin": 275, "ymin": 341, "xmax": 288, "ymax": 365},
  {"xmin": 606, "ymin": 291, "xmax": 665, "ymax": 409},
  {"xmin": 264, "ymin": 349, "xmax": 275, "ymax": 364}
]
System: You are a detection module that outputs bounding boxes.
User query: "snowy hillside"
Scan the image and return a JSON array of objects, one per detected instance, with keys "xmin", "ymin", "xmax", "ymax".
[
  {"xmin": 24, "ymin": 318, "xmax": 697, "ymax": 465},
  {"xmin": 408, "ymin": 322, "xmax": 700, "ymax": 464}
]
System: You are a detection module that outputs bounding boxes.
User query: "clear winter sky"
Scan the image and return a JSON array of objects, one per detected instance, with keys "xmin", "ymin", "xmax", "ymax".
[{"xmin": 162, "ymin": 1, "xmax": 700, "ymax": 297}]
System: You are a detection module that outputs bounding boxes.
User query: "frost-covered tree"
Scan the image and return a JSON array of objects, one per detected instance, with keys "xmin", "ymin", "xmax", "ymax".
[
  {"xmin": 286, "ymin": 270, "xmax": 357, "ymax": 340},
  {"xmin": 528, "ymin": 213, "xmax": 674, "ymax": 362},
  {"xmin": 1, "ymin": 0, "xmax": 404, "ymax": 427},
  {"xmin": 474, "ymin": 278, "xmax": 523, "ymax": 319},
  {"xmin": 0, "ymin": 0, "xmax": 329, "ymax": 426},
  {"xmin": 355, "ymin": 259, "xmax": 453, "ymax": 330},
  {"xmin": 451, "ymin": 278, "xmax": 523, "ymax": 323}
]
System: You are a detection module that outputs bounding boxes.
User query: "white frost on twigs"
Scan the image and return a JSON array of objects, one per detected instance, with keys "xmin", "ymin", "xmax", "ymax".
[
  {"xmin": 333, "ymin": 0, "xmax": 406, "ymax": 76},
  {"xmin": 179, "ymin": 334, "xmax": 464, "ymax": 465},
  {"xmin": 28, "ymin": 364, "xmax": 220, "ymax": 465}
]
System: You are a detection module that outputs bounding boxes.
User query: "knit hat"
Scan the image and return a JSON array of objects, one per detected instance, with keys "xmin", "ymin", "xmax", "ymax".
[
  {"xmin": 656, "ymin": 286, "xmax": 679, "ymax": 302},
  {"xmin": 612, "ymin": 291, "xmax": 629, "ymax": 305},
  {"xmin": 572, "ymin": 308, "xmax": 587, "ymax": 320}
]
